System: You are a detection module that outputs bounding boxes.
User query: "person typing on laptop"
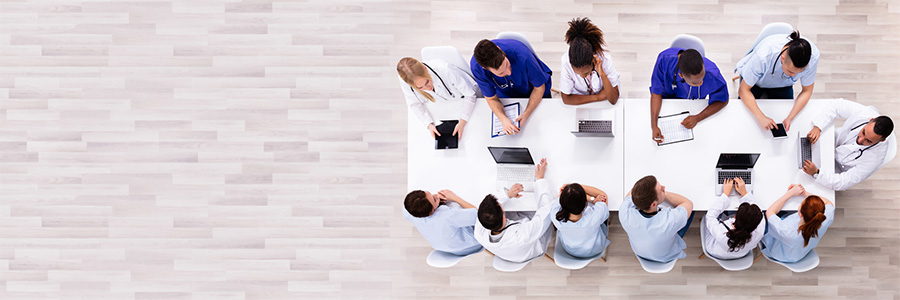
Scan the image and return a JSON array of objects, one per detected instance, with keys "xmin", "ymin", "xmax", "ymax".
[
  {"xmin": 802, "ymin": 99, "xmax": 894, "ymax": 191},
  {"xmin": 475, "ymin": 158, "xmax": 555, "ymax": 263},
  {"xmin": 402, "ymin": 189, "xmax": 483, "ymax": 256},
  {"xmin": 619, "ymin": 175, "xmax": 695, "ymax": 262}
]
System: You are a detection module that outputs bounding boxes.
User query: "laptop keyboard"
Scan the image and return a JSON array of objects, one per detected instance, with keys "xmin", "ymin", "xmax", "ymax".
[
  {"xmin": 718, "ymin": 170, "xmax": 751, "ymax": 184},
  {"xmin": 578, "ymin": 120, "xmax": 612, "ymax": 133},
  {"xmin": 498, "ymin": 166, "xmax": 535, "ymax": 182},
  {"xmin": 800, "ymin": 137, "xmax": 812, "ymax": 162}
]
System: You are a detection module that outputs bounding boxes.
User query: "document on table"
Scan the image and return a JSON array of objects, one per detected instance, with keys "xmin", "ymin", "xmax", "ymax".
[
  {"xmin": 491, "ymin": 102, "xmax": 520, "ymax": 138},
  {"xmin": 657, "ymin": 111, "xmax": 693, "ymax": 146}
]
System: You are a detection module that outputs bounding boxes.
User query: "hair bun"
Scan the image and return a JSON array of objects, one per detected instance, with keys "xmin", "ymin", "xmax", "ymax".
[{"xmin": 790, "ymin": 30, "xmax": 801, "ymax": 40}]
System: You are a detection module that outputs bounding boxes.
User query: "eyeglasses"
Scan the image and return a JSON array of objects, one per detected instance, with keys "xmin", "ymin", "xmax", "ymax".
[{"xmin": 491, "ymin": 76, "xmax": 514, "ymax": 89}]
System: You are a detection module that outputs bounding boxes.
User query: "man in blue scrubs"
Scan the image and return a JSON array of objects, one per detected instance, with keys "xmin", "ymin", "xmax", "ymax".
[
  {"xmin": 471, "ymin": 39, "xmax": 553, "ymax": 136},
  {"xmin": 649, "ymin": 48, "xmax": 729, "ymax": 143},
  {"xmin": 403, "ymin": 189, "xmax": 483, "ymax": 256}
]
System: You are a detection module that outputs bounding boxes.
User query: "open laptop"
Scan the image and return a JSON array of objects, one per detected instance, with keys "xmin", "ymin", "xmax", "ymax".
[
  {"xmin": 488, "ymin": 146, "xmax": 535, "ymax": 192},
  {"xmin": 715, "ymin": 153, "xmax": 760, "ymax": 196},
  {"xmin": 571, "ymin": 108, "xmax": 615, "ymax": 137},
  {"xmin": 798, "ymin": 132, "xmax": 821, "ymax": 169}
]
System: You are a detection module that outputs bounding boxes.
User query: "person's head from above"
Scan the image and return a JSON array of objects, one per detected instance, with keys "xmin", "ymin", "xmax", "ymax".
[
  {"xmin": 478, "ymin": 194, "xmax": 505, "ymax": 233},
  {"xmin": 780, "ymin": 30, "xmax": 812, "ymax": 78},
  {"xmin": 677, "ymin": 49, "xmax": 705, "ymax": 87},
  {"xmin": 397, "ymin": 57, "xmax": 436, "ymax": 102},
  {"xmin": 631, "ymin": 175, "xmax": 665, "ymax": 213},
  {"xmin": 727, "ymin": 202, "xmax": 764, "ymax": 252},
  {"xmin": 856, "ymin": 116, "xmax": 894, "ymax": 146},
  {"xmin": 404, "ymin": 190, "xmax": 441, "ymax": 218},
  {"xmin": 798, "ymin": 195, "xmax": 827, "ymax": 247},
  {"xmin": 474, "ymin": 39, "xmax": 511, "ymax": 77},
  {"xmin": 556, "ymin": 183, "xmax": 587, "ymax": 222},
  {"xmin": 565, "ymin": 17, "xmax": 606, "ymax": 79}
]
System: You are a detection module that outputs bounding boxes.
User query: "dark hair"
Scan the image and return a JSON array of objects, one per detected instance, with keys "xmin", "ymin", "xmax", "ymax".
[
  {"xmin": 478, "ymin": 194, "xmax": 504, "ymax": 232},
  {"xmin": 404, "ymin": 190, "xmax": 433, "ymax": 218},
  {"xmin": 784, "ymin": 30, "xmax": 812, "ymax": 68},
  {"xmin": 556, "ymin": 183, "xmax": 587, "ymax": 222},
  {"xmin": 473, "ymin": 39, "xmax": 506, "ymax": 69},
  {"xmin": 631, "ymin": 175, "xmax": 658, "ymax": 211},
  {"xmin": 565, "ymin": 17, "xmax": 605, "ymax": 69},
  {"xmin": 726, "ymin": 202, "xmax": 763, "ymax": 252},
  {"xmin": 676, "ymin": 49, "xmax": 704, "ymax": 76},
  {"xmin": 873, "ymin": 116, "xmax": 894, "ymax": 139},
  {"xmin": 798, "ymin": 195, "xmax": 827, "ymax": 247}
]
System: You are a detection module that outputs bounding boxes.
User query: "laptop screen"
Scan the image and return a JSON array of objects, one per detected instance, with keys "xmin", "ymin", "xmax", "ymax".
[
  {"xmin": 716, "ymin": 153, "xmax": 760, "ymax": 169},
  {"xmin": 488, "ymin": 147, "xmax": 534, "ymax": 165}
]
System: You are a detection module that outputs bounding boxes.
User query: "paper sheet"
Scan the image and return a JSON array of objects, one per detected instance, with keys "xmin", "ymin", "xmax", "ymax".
[
  {"xmin": 491, "ymin": 102, "xmax": 520, "ymax": 137},
  {"xmin": 657, "ymin": 111, "xmax": 693, "ymax": 145}
]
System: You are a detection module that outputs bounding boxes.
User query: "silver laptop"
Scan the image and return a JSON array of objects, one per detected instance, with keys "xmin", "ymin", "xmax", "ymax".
[
  {"xmin": 798, "ymin": 133, "xmax": 821, "ymax": 169},
  {"xmin": 715, "ymin": 153, "xmax": 760, "ymax": 196},
  {"xmin": 488, "ymin": 146, "xmax": 535, "ymax": 192},
  {"xmin": 571, "ymin": 108, "xmax": 615, "ymax": 137}
]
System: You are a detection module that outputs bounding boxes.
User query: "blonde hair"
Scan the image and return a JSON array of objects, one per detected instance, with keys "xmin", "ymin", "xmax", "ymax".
[{"xmin": 397, "ymin": 57, "xmax": 435, "ymax": 102}]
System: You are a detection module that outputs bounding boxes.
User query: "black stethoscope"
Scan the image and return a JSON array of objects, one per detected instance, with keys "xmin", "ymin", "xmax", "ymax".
[
  {"xmin": 495, "ymin": 221, "xmax": 519, "ymax": 233},
  {"xmin": 409, "ymin": 63, "xmax": 456, "ymax": 98},
  {"xmin": 670, "ymin": 66, "xmax": 700, "ymax": 100},
  {"xmin": 848, "ymin": 122, "xmax": 877, "ymax": 160},
  {"xmin": 771, "ymin": 48, "xmax": 797, "ymax": 80}
]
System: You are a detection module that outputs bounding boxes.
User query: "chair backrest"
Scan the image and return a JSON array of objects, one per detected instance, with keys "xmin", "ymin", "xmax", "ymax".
[
  {"xmin": 699, "ymin": 218, "xmax": 754, "ymax": 271},
  {"xmin": 745, "ymin": 22, "xmax": 794, "ymax": 56},
  {"xmin": 420, "ymin": 46, "xmax": 473, "ymax": 78},
  {"xmin": 669, "ymin": 34, "xmax": 706, "ymax": 57},
  {"xmin": 492, "ymin": 255, "xmax": 535, "ymax": 272},
  {"xmin": 764, "ymin": 249, "xmax": 820, "ymax": 273},
  {"xmin": 496, "ymin": 31, "xmax": 537, "ymax": 55},
  {"xmin": 553, "ymin": 234, "xmax": 604, "ymax": 270},
  {"xmin": 425, "ymin": 249, "xmax": 476, "ymax": 268},
  {"xmin": 882, "ymin": 134, "xmax": 897, "ymax": 167},
  {"xmin": 635, "ymin": 255, "xmax": 677, "ymax": 274}
]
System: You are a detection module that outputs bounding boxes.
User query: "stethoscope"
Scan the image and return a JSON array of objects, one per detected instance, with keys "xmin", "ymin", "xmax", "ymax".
[
  {"xmin": 847, "ymin": 122, "xmax": 877, "ymax": 161},
  {"xmin": 771, "ymin": 48, "xmax": 796, "ymax": 80},
  {"xmin": 495, "ymin": 221, "xmax": 519, "ymax": 233},
  {"xmin": 671, "ymin": 67, "xmax": 700, "ymax": 100},
  {"xmin": 409, "ymin": 63, "xmax": 456, "ymax": 98},
  {"xmin": 582, "ymin": 68, "xmax": 599, "ymax": 95}
]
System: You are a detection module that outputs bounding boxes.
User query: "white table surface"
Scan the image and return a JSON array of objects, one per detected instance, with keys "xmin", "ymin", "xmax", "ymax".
[
  {"xmin": 407, "ymin": 98, "xmax": 624, "ymax": 211},
  {"xmin": 622, "ymin": 98, "xmax": 836, "ymax": 211}
]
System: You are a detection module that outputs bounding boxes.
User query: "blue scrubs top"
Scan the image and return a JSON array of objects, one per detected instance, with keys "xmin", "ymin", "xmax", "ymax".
[
  {"xmin": 649, "ymin": 47, "xmax": 729, "ymax": 105},
  {"xmin": 470, "ymin": 39, "xmax": 552, "ymax": 99}
]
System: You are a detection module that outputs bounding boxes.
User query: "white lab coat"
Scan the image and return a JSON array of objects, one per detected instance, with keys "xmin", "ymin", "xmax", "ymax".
[
  {"xmin": 398, "ymin": 59, "xmax": 478, "ymax": 126},
  {"xmin": 701, "ymin": 193, "xmax": 765, "ymax": 259},
  {"xmin": 475, "ymin": 179, "xmax": 554, "ymax": 263},
  {"xmin": 559, "ymin": 51, "xmax": 621, "ymax": 96},
  {"xmin": 810, "ymin": 99, "xmax": 889, "ymax": 191}
]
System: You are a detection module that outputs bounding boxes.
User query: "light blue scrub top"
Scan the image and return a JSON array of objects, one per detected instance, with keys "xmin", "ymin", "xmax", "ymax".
[
  {"xmin": 402, "ymin": 205, "xmax": 483, "ymax": 255},
  {"xmin": 761, "ymin": 204, "xmax": 835, "ymax": 263},
  {"xmin": 619, "ymin": 196, "xmax": 689, "ymax": 262},
  {"xmin": 551, "ymin": 201, "xmax": 610, "ymax": 258},
  {"xmin": 735, "ymin": 33, "xmax": 820, "ymax": 88}
]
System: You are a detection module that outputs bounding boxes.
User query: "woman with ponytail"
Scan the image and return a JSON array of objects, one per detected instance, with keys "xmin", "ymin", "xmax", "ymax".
[
  {"xmin": 736, "ymin": 29, "xmax": 820, "ymax": 132},
  {"xmin": 550, "ymin": 183, "xmax": 610, "ymax": 258},
  {"xmin": 761, "ymin": 184, "xmax": 835, "ymax": 263},
  {"xmin": 559, "ymin": 17, "xmax": 621, "ymax": 105},
  {"xmin": 702, "ymin": 178, "xmax": 765, "ymax": 259},
  {"xmin": 397, "ymin": 57, "xmax": 478, "ymax": 140}
]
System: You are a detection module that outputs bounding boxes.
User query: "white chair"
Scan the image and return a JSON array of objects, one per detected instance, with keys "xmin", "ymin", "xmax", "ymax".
[
  {"xmin": 762, "ymin": 248, "xmax": 820, "ymax": 273},
  {"xmin": 698, "ymin": 218, "xmax": 755, "ymax": 271},
  {"xmin": 425, "ymin": 249, "xmax": 480, "ymax": 268},
  {"xmin": 552, "ymin": 235, "xmax": 606, "ymax": 270},
  {"xmin": 880, "ymin": 134, "xmax": 897, "ymax": 169},
  {"xmin": 492, "ymin": 254, "xmax": 542, "ymax": 272},
  {"xmin": 420, "ymin": 46, "xmax": 474, "ymax": 79},
  {"xmin": 635, "ymin": 255, "xmax": 677, "ymax": 274},
  {"xmin": 743, "ymin": 22, "xmax": 794, "ymax": 56},
  {"xmin": 669, "ymin": 34, "xmax": 706, "ymax": 57},
  {"xmin": 496, "ymin": 31, "xmax": 536, "ymax": 55}
]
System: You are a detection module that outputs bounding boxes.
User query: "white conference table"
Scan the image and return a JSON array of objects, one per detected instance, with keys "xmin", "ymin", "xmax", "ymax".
[
  {"xmin": 407, "ymin": 98, "xmax": 624, "ymax": 211},
  {"xmin": 407, "ymin": 97, "xmax": 836, "ymax": 211},
  {"xmin": 623, "ymin": 98, "xmax": 835, "ymax": 211}
]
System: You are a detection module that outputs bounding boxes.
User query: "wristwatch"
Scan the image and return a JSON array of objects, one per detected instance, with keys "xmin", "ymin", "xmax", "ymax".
[{"xmin": 812, "ymin": 170, "xmax": 819, "ymax": 179}]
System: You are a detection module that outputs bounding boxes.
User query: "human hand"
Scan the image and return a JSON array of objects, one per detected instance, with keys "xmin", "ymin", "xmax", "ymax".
[
  {"xmin": 802, "ymin": 160, "xmax": 819, "ymax": 176},
  {"xmin": 681, "ymin": 115, "xmax": 700, "ymax": 129},
  {"xmin": 534, "ymin": 158, "xmax": 547, "ymax": 179},
  {"xmin": 501, "ymin": 118, "xmax": 519, "ymax": 135},
  {"xmin": 757, "ymin": 115, "xmax": 777, "ymax": 130},
  {"xmin": 782, "ymin": 117, "xmax": 792, "ymax": 132},
  {"xmin": 428, "ymin": 123, "xmax": 440, "ymax": 139},
  {"xmin": 438, "ymin": 189, "xmax": 461, "ymax": 203},
  {"xmin": 453, "ymin": 120, "xmax": 466, "ymax": 138},
  {"xmin": 595, "ymin": 190, "xmax": 608, "ymax": 204},
  {"xmin": 507, "ymin": 183, "xmax": 524, "ymax": 198},
  {"xmin": 734, "ymin": 177, "xmax": 748, "ymax": 197},
  {"xmin": 786, "ymin": 184, "xmax": 805, "ymax": 197},
  {"xmin": 515, "ymin": 113, "xmax": 529, "ymax": 130},
  {"xmin": 722, "ymin": 178, "xmax": 734, "ymax": 196},
  {"xmin": 593, "ymin": 55, "xmax": 606, "ymax": 76},
  {"xmin": 807, "ymin": 126, "xmax": 821, "ymax": 144},
  {"xmin": 652, "ymin": 125, "xmax": 665, "ymax": 144}
]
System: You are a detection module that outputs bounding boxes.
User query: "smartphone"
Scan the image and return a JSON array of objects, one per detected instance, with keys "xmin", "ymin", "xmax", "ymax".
[{"xmin": 771, "ymin": 123, "xmax": 788, "ymax": 139}]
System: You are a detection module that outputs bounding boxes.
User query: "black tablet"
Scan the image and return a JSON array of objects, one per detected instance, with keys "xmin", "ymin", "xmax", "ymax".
[{"xmin": 435, "ymin": 120, "xmax": 459, "ymax": 149}]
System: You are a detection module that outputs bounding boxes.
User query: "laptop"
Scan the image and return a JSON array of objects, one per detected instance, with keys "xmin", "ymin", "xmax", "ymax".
[
  {"xmin": 715, "ymin": 153, "xmax": 760, "ymax": 196},
  {"xmin": 571, "ymin": 108, "xmax": 615, "ymax": 137},
  {"xmin": 797, "ymin": 132, "xmax": 821, "ymax": 169},
  {"xmin": 488, "ymin": 146, "xmax": 535, "ymax": 192}
]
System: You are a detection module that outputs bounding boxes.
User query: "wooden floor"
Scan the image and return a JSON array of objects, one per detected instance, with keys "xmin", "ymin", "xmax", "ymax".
[{"xmin": 1, "ymin": 0, "xmax": 898, "ymax": 299}]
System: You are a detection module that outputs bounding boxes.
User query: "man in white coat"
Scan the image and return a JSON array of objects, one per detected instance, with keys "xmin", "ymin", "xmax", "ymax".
[
  {"xmin": 803, "ymin": 99, "xmax": 893, "ymax": 191},
  {"xmin": 475, "ymin": 158, "xmax": 553, "ymax": 263}
]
